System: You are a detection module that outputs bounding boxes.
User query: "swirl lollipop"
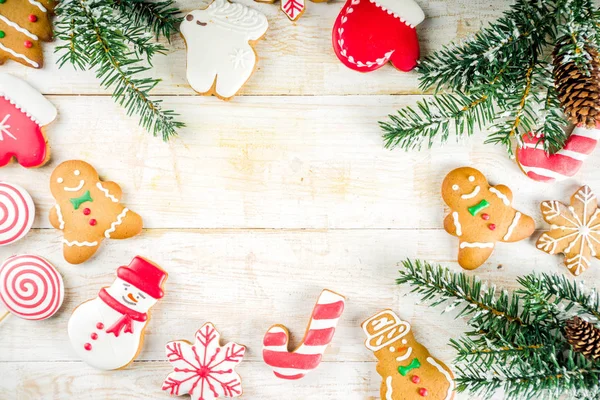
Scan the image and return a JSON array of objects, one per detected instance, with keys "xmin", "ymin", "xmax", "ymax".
[
  {"xmin": 0, "ymin": 182, "xmax": 35, "ymax": 246},
  {"xmin": 0, "ymin": 255, "xmax": 64, "ymax": 321}
]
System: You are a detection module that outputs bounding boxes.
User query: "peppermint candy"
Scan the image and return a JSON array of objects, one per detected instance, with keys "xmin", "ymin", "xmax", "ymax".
[{"xmin": 0, "ymin": 182, "xmax": 35, "ymax": 246}]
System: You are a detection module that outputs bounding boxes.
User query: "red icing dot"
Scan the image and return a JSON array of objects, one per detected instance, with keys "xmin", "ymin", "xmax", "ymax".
[
  {"xmin": 91, "ymin": 333, "xmax": 98, "ymax": 340},
  {"xmin": 482, "ymin": 213, "xmax": 490, "ymax": 220},
  {"xmin": 419, "ymin": 388, "xmax": 428, "ymax": 397},
  {"xmin": 411, "ymin": 375, "xmax": 421, "ymax": 384},
  {"xmin": 24, "ymin": 40, "xmax": 33, "ymax": 48},
  {"xmin": 96, "ymin": 322, "xmax": 104, "ymax": 329},
  {"xmin": 489, "ymin": 224, "xmax": 496, "ymax": 231},
  {"xmin": 83, "ymin": 208, "xmax": 91, "ymax": 215},
  {"xmin": 29, "ymin": 15, "xmax": 38, "ymax": 22},
  {"xmin": 89, "ymin": 219, "xmax": 97, "ymax": 226},
  {"xmin": 84, "ymin": 343, "xmax": 92, "ymax": 351}
]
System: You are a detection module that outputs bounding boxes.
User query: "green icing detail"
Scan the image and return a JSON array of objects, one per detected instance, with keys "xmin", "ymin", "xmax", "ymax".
[
  {"xmin": 0, "ymin": 31, "xmax": 5, "ymax": 39},
  {"xmin": 70, "ymin": 190, "xmax": 93, "ymax": 210},
  {"xmin": 468, "ymin": 199, "xmax": 490, "ymax": 216},
  {"xmin": 0, "ymin": 0, "xmax": 5, "ymax": 4},
  {"xmin": 398, "ymin": 358, "xmax": 421, "ymax": 376}
]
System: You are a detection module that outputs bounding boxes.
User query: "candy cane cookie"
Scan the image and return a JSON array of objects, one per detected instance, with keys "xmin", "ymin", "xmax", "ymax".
[{"xmin": 262, "ymin": 289, "xmax": 345, "ymax": 380}]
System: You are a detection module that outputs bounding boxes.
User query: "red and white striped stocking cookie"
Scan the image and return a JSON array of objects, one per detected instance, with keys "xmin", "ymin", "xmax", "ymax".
[
  {"xmin": 516, "ymin": 123, "xmax": 600, "ymax": 183},
  {"xmin": 262, "ymin": 289, "xmax": 345, "ymax": 380}
]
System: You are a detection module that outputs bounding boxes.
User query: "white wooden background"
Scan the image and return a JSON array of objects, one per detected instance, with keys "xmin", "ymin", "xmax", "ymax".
[{"xmin": 1, "ymin": 0, "xmax": 600, "ymax": 399}]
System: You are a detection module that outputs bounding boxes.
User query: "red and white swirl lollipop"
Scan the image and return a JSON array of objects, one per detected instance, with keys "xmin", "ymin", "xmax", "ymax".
[
  {"xmin": 0, "ymin": 182, "xmax": 35, "ymax": 246},
  {"xmin": 0, "ymin": 255, "xmax": 64, "ymax": 321}
]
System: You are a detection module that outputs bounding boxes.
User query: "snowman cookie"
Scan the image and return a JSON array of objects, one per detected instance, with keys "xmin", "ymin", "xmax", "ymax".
[
  {"xmin": 442, "ymin": 167, "xmax": 535, "ymax": 270},
  {"xmin": 49, "ymin": 160, "xmax": 143, "ymax": 264},
  {"xmin": 363, "ymin": 310, "xmax": 455, "ymax": 400},
  {"xmin": 68, "ymin": 256, "xmax": 167, "ymax": 370}
]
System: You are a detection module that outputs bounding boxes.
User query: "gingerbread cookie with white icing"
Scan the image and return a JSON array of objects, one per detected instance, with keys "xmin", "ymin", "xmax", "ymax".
[
  {"xmin": 442, "ymin": 167, "xmax": 535, "ymax": 270},
  {"xmin": 362, "ymin": 309, "xmax": 455, "ymax": 400},
  {"xmin": 0, "ymin": 0, "xmax": 55, "ymax": 68},
  {"xmin": 49, "ymin": 160, "xmax": 143, "ymax": 264}
]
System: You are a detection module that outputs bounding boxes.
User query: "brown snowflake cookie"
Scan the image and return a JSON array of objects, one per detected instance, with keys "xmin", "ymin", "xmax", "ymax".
[
  {"xmin": 49, "ymin": 160, "xmax": 143, "ymax": 264},
  {"xmin": 442, "ymin": 167, "xmax": 536, "ymax": 270},
  {"xmin": 0, "ymin": 0, "xmax": 55, "ymax": 68},
  {"xmin": 536, "ymin": 185, "xmax": 600, "ymax": 276},
  {"xmin": 362, "ymin": 309, "xmax": 455, "ymax": 400}
]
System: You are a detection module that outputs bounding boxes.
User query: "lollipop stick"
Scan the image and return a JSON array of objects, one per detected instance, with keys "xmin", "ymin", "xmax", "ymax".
[{"xmin": 0, "ymin": 309, "xmax": 9, "ymax": 324}]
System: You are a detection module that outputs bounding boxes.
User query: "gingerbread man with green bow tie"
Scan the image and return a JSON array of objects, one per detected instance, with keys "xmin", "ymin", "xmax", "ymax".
[
  {"xmin": 49, "ymin": 160, "xmax": 143, "ymax": 264},
  {"xmin": 442, "ymin": 167, "xmax": 535, "ymax": 270}
]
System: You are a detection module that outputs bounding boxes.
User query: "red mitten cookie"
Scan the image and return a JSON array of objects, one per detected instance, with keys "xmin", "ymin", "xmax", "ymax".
[
  {"xmin": 0, "ymin": 73, "xmax": 56, "ymax": 168},
  {"xmin": 442, "ymin": 167, "xmax": 535, "ymax": 270},
  {"xmin": 49, "ymin": 160, "xmax": 143, "ymax": 264},
  {"xmin": 332, "ymin": 0, "xmax": 424, "ymax": 72}
]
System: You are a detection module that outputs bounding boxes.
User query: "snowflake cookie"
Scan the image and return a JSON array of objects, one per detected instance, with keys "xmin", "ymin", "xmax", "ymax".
[
  {"xmin": 537, "ymin": 185, "xmax": 600, "ymax": 276},
  {"xmin": 162, "ymin": 323, "xmax": 246, "ymax": 400}
]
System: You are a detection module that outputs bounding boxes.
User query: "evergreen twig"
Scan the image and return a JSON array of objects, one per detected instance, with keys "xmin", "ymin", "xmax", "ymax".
[
  {"xmin": 54, "ymin": 0, "xmax": 184, "ymax": 140},
  {"xmin": 381, "ymin": 0, "xmax": 600, "ymax": 156}
]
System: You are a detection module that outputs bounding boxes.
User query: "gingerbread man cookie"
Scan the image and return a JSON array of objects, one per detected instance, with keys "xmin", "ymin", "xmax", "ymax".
[
  {"xmin": 362, "ymin": 309, "xmax": 455, "ymax": 400},
  {"xmin": 442, "ymin": 167, "xmax": 535, "ymax": 270},
  {"xmin": 49, "ymin": 160, "xmax": 143, "ymax": 264}
]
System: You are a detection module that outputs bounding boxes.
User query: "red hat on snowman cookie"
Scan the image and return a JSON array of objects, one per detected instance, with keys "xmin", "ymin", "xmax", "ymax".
[
  {"xmin": 332, "ymin": 0, "xmax": 425, "ymax": 73},
  {"xmin": 0, "ymin": 73, "xmax": 57, "ymax": 168},
  {"xmin": 117, "ymin": 256, "xmax": 167, "ymax": 299}
]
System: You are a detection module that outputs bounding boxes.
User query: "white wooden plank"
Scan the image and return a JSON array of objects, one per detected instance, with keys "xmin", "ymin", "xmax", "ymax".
[
  {"xmin": 0, "ymin": 228, "xmax": 593, "ymax": 364},
  {"xmin": 2, "ymin": 95, "xmax": 598, "ymax": 230},
  {"xmin": 0, "ymin": 0, "xmax": 511, "ymax": 95}
]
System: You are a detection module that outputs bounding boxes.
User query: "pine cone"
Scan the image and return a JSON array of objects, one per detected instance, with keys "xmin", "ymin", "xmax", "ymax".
[
  {"xmin": 553, "ymin": 43, "xmax": 600, "ymax": 128},
  {"xmin": 565, "ymin": 317, "xmax": 600, "ymax": 360}
]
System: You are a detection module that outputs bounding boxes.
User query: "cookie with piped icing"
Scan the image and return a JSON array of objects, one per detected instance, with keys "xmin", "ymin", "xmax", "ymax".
[
  {"xmin": 442, "ymin": 167, "xmax": 535, "ymax": 270},
  {"xmin": 49, "ymin": 160, "xmax": 143, "ymax": 264}
]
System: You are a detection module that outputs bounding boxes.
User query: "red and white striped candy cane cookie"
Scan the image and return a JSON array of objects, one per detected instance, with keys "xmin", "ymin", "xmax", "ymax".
[
  {"xmin": 0, "ymin": 182, "xmax": 35, "ymax": 246},
  {"xmin": 262, "ymin": 289, "xmax": 345, "ymax": 380},
  {"xmin": 517, "ymin": 123, "xmax": 600, "ymax": 183}
]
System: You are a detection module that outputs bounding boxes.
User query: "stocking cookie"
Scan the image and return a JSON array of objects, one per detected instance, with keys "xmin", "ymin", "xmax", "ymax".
[
  {"xmin": 0, "ymin": 0, "xmax": 55, "ymax": 68},
  {"xmin": 332, "ymin": 0, "xmax": 424, "ymax": 72},
  {"xmin": 180, "ymin": 0, "xmax": 268, "ymax": 100},
  {"xmin": 49, "ymin": 160, "xmax": 143, "ymax": 264},
  {"xmin": 0, "ymin": 73, "xmax": 56, "ymax": 168},
  {"xmin": 362, "ymin": 309, "xmax": 455, "ymax": 400},
  {"xmin": 68, "ymin": 256, "xmax": 167, "ymax": 370},
  {"xmin": 536, "ymin": 186, "xmax": 600, "ymax": 276},
  {"xmin": 442, "ymin": 167, "xmax": 535, "ymax": 270}
]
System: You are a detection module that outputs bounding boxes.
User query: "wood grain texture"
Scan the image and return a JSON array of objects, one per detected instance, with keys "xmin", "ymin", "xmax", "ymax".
[{"xmin": 1, "ymin": 0, "xmax": 598, "ymax": 399}]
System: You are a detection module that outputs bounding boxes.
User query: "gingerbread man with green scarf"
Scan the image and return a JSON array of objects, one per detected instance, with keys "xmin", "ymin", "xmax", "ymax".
[{"xmin": 49, "ymin": 160, "xmax": 143, "ymax": 264}]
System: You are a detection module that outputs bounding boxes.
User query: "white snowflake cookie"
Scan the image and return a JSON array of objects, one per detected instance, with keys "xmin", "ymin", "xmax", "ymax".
[
  {"xmin": 162, "ymin": 323, "xmax": 246, "ymax": 400},
  {"xmin": 180, "ymin": 0, "xmax": 268, "ymax": 100}
]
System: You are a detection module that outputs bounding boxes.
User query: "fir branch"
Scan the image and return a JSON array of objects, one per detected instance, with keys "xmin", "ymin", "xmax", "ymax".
[
  {"xmin": 517, "ymin": 273, "xmax": 600, "ymax": 322},
  {"xmin": 54, "ymin": 0, "xmax": 184, "ymax": 141},
  {"xmin": 531, "ymin": 72, "xmax": 569, "ymax": 153},
  {"xmin": 450, "ymin": 335, "xmax": 547, "ymax": 366},
  {"xmin": 417, "ymin": 0, "xmax": 557, "ymax": 93},
  {"xmin": 397, "ymin": 260, "xmax": 531, "ymax": 336},
  {"xmin": 112, "ymin": 0, "xmax": 182, "ymax": 39},
  {"xmin": 381, "ymin": 91, "xmax": 495, "ymax": 150},
  {"xmin": 554, "ymin": 0, "xmax": 599, "ymax": 73}
]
